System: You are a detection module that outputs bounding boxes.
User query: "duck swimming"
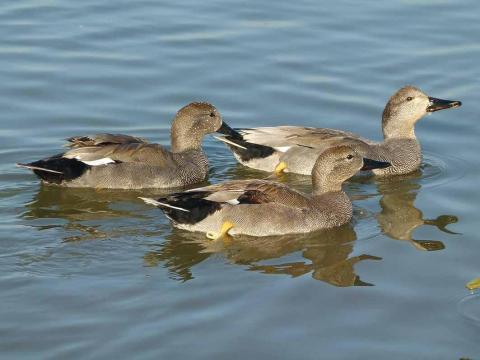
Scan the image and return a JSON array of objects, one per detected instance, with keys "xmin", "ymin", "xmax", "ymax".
[
  {"xmin": 216, "ymin": 86, "xmax": 461, "ymax": 176},
  {"xmin": 17, "ymin": 102, "xmax": 233, "ymax": 189},
  {"xmin": 140, "ymin": 146, "xmax": 391, "ymax": 237}
]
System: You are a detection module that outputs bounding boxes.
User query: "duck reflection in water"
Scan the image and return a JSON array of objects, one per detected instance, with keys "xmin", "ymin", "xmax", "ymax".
[
  {"xmin": 372, "ymin": 171, "xmax": 458, "ymax": 251},
  {"xmin": 21, "ymin": 185, "xmax": 177, "ymax": 241},
  {"xmin": 145, "ymin": 224, "xmax": 381, "ymax": 287}
]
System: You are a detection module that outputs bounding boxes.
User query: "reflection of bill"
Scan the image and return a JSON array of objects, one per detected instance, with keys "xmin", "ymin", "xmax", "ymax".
[
  {"xmin": 145, "ymin": 224, "xmax": 381, "ymax": 287},
  {"xmin": 375, "ymin": 177, "xmax": 458, "ymax": 251}
]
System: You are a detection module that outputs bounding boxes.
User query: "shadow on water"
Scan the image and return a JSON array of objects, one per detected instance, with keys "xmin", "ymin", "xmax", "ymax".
[{"xmin": 144, "ymin": 224, "xmax": 382, "ymax": 287}]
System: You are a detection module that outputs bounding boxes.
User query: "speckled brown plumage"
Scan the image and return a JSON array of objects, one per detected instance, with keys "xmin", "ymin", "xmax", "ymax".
[
  {"xmin": 17, "ymin": 102, "xmax": 223, "ymax": 189},
  {"xmin": 143, "ymin": 146, "xmax": 391, "ymax": 237}
]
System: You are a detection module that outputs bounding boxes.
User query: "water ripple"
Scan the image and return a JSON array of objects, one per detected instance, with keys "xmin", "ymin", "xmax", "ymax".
[{"xmin": 458, "ymin": 293, "xmax": 480, "ymax": 326}]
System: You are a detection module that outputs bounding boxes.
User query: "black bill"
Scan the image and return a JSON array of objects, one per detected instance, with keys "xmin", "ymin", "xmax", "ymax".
[
  {"xmin": 361, "ymin": 158, "xmax": 391, "ymax": 171},
  {"xmin": 427, "ymin": 97, "xmax": 462, "ymax": 112},
  {"xmin": 217, "ymin": 122, "xmax": 243, "ymax": 140}
]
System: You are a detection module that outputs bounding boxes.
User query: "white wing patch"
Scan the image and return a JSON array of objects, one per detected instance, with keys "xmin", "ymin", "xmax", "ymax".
[
  {"xmin": 77, "ymin": 157, "xmax": 115, "ymax": 166},
  {"xmin": 273, "ymin": 146, "xmax": 291, "ymax": 153},
  {"xmin": 226, "ymin": 199, "xmax": 240, "ymax": 205}
]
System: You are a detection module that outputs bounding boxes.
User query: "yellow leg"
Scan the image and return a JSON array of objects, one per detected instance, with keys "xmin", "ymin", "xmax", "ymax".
[
  {"xmin": 206, "ymin": 221, "xmax": 235, "ymax": 240},
  {"xmin": 274, "ymin": 161, "xmax": 287, "ymax": 176}
]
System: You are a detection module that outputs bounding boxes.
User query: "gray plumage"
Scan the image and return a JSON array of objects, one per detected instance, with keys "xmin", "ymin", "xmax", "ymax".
[
  {"xmin": 216, "ymin": 86, "xmax": 461, "ymax": 176},
  {"xmin": 17, "ymin": 102, "xmax": 224, "ymax": 189},
  {"xmin": 141, "ymin": 146, "xmax": 391, "ymax": 237}
]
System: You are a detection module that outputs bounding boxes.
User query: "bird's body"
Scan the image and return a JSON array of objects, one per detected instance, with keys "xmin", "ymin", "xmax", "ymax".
[
  {"xmin": 227, "ymin": 126, "xmax": 422, "ymax": 176},
  {"xmin": 141, "ymin": 146, "xmax": 391, "ymax": 237},
  {"xmin": 154, "ymin": 180, "xmax": 352, "ymax": 237},
  {"xmin": 217, "ymin": 86, "xmax": 461, "ymax": 176},
  {"xmin": 17, "ymin": 102, "xmax": 227, "ymax": 189}
]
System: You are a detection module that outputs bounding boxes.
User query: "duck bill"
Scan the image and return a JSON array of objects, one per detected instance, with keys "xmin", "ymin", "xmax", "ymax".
[
  {"xmin": 217, "ymin": 122, "xmax": 243, "ymax": 139},
  {"xmin": 427, "ymin": 97, "xmax": 462, "ymax": 112},
  {"xmin": 361, "ymin": 158, "xmax": 391, "ymax": 171}
]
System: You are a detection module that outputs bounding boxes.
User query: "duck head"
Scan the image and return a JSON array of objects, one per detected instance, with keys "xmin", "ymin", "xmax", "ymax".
[
  {"xmin": 382, "ymin": 86, "xmax": 461, "ymax": 139},
  {"xmin": 171, "ymin": 102, "xmax": 224, "ymax": 152},
  {"xmin": 311, "ymin": 146, "xmax": 391, "ymax": 194}
]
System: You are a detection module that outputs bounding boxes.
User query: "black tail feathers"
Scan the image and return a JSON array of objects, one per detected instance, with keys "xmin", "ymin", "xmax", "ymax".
[
  {"xmin": 18, "ymin": 156, "xmax": 90, "ymax": 184},
  {"xmin": 158, "ymin": 191, "xmax": 222, "ymax": 225},
  {"xmin": 221, "ymin": 134, "xmax": 275, "ymax": 162},
  {"xmin": 217, "ymin": 124, "xmax": 276, "ymax": 161}
]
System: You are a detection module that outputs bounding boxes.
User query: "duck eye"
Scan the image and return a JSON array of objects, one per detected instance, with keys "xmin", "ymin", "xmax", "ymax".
[
  {"xmin": 209, "ymin": 112, "xmax": 216, "ymax": 117},
  {"xmin": 406, "ymin": 97, "xmax": 413, "ymax": 101},
  {"xmin": 346, "ymin": 154, "xmax": 354, "ymax": 160}
]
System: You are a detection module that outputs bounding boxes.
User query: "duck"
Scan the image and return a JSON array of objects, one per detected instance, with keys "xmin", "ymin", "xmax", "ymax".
[
  {"xmin": 140, "ymin": 145, "xmax": 391, "ymax": 237},
  {"xmin": 17, "ymin": 102, "xmax": 234, "ymax": 189},
  {"xmin": 215, "ymin": 86, "xmax": 461, "ymax": 176}
]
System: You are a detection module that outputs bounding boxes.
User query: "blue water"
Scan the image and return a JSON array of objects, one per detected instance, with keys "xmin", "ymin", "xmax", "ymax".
[{"xmin": 1, "ymin": 0, "xmax": 480, "ymax": 358}]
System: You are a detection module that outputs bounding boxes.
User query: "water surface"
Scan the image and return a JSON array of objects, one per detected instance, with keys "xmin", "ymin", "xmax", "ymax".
[{"xmin": 1, "ymin": 0, "xmax": 480, "ymax": 358}]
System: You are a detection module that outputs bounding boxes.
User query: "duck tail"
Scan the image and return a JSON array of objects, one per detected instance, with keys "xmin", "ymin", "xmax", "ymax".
[
  {"xmin": 16, "ymin": 163, "xmax": 63, "ymax": 174},
  {"xmin": 17, "ymin": 156, "xmax": 90, "ymax": 184},
  {"xmin": 214, "ymin": 122, "xmax": 249, "ymax": 151},
  {"xmin": 139, "ymin": 197, "xmax": 190, "ymax": 212},
  {"xmin": 214, "ymin": 133, "xmax": 276, "ymax": 162},
  {"xmin": 213, "ymin": 136, "xmax": 247, "ymax": 150},
  {"xmin": 141, "ymin": 192, "xmax": 222, "ymax": 225}
]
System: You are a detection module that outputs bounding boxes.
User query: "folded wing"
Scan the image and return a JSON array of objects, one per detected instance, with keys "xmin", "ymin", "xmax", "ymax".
[
  {"xmin": 190, "ymin": 179, "xmax": 311, "ymax": 207},
  {"xmin": 240, "ymin": 126, "xmax": 374, "ymax": 151},
  {"xmin": 142, "ymin": 179, "xmax": 311, "ymax": 225},
  {"xmin": 63, "ymin": 133, "xmax": 175, "ymax": 167},
  {"xmin": 17, "ymin": 133, "xmax": 176, "ymax": 184}
]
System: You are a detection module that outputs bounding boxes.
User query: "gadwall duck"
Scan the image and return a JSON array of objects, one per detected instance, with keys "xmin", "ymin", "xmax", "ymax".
[
  {"xmin": 216, "ymin": 86, "xmax": 461, "ymax": 176},
  {"xmin": 17, "ymin": 102, "xmax": 232, "ymax": 189},
  {"xmin": 140, "ymin": 146, "xmax": 391, "ymax": 237}
]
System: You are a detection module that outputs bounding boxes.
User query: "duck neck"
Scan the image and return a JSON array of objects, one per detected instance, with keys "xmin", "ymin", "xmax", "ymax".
[
  {"xmin": 382, "ymin": 119, "xmax": 417, "ymax": 140},
  {"xmin": 311, "ymin": 190, "xmax": 352, "ymax": 227},
  {"xmin": 374, "ymin": 138, "xmax": 422, "ymax": 176},
  {"xmin": 173, "ymin": 148, "xmax": 208, "ymax": 168},
  {"xmin": 382, "ymin": 108, "xmax": 418, "ymax": 140},
  {"xmin": 170, "ymin": 122, "xmax": 204, "ymax": 153},
  {"xmin": 312, "ymin": 174, "xmax": 343, "ymax": 196}
]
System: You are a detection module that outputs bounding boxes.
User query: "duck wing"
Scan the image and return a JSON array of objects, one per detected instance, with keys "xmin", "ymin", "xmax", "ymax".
[
  {"xmin": 168, "ymin": 179, "xmax": 310, "ymax": 209},
  {"xmin": 17, "ymin": 134, "xmax": 176, "ymax": 184},
  {"xmin": 63, "ymin": 142, "xmax": 175, "ymax": 167},
  {"xmin": 240, "ymin": 126, "xmax": 375, "ymax": 151},
  {"xmin": 141, "ymin": 179, "xmax": 311, "ymax": 226},
  {"xmin": 66, "ymin": 133, "xmax": 148, "ymax": 148},
  {"xmin": 63, "ymin": 134, "xmax": 175, "ymax": 167}
]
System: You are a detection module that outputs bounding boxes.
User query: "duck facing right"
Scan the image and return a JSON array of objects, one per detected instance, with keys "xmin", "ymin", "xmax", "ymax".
[
  {"xmin": 216, "ymin": 86, "xmax": 461, "ymax": 177},
  {"xmin": 140, "ymin": 145, "xmax": 390, "ymax": 237}
]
